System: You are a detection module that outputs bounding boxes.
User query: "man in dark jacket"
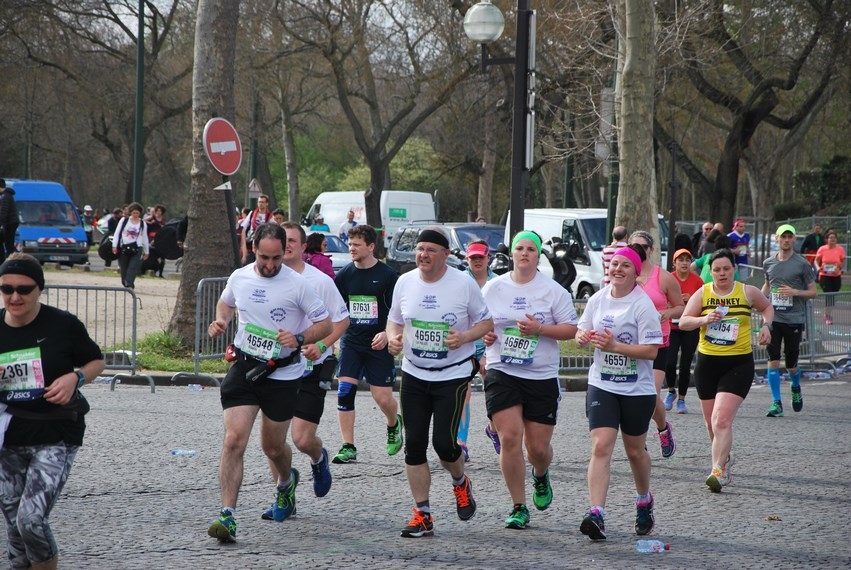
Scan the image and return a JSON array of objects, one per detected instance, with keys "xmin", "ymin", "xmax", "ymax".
[{"xmin": 0, "ymin": 179, "xmax": 19, "ymax": 264}]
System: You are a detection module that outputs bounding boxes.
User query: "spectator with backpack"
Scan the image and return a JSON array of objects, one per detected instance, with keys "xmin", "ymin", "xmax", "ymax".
[{"xmin": 111, "ymin": 202, "xmax": 149, "ymax": 289}]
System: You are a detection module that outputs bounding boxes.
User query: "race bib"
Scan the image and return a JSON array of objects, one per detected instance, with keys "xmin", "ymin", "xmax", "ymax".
[
  {"xmin": 411, "ymin": 320, "xmax": 449, "ymax": 360},
  {"xmin": 349, "ymin": 295, "xmax": 378, "ymax": 325},
  {"xmin": 500, "ymin": 327, "xmax": 538, "ymax": 365},
  {"xmin": 737, "ymin": 245, "xmax": 747, "ymax": 256},
  {"xmin": 823, "ymin": 264, "xmax": 837, "ymax": 275},
  {"xmin": 242, "ymin": 323, "xmax": 282, "ymax": 360},
  {"xmin": 0, "ymin": 348, "xmax": 46, "ymax": 403},
  {"xmin": 770, "ymin": 288, "xmax": 793, "ymax": 312},
  {"xmin": 600, "ymin": 351, "xmax": 637, "ymax": 383},
  {"xmin": 705, "ymin": 317, "xmax": 739, "ymax": 346}
]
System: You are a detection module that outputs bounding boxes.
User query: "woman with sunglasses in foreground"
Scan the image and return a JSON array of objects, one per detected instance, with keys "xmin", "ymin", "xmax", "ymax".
[{"xmin": 0, "ymin": 253, "xmax": 105, "ymax": 569}]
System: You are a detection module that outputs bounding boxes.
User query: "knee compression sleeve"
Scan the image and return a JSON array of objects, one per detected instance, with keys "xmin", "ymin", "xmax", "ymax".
[{"xmin": 337, "ymin": 381, "xmax": 358, "ymax": 412}]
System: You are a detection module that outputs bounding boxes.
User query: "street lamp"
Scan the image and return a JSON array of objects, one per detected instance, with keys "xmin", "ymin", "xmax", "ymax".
[{"xmin": 464, "ymin": 0, "xmax": 536, "ymax": 240}]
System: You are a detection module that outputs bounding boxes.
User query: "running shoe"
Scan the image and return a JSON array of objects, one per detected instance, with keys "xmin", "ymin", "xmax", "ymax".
[
  {"xmin": 311, "ymin": 447, "xmax": 332, "ymax": 497},
  {"xmin": 532, "ymin": 470, "xmax": 553, "ymax": 511},
  {"xmin": 664, "ymin": 391, "xmax": 676, "ymax": 411},
  {"xmin": 659, "ymin": 421, "xmax": 676, "ymax": 458},
  {"xmin": 208, "ymin": 510, "xmax": 237, "ymax": 542},
  {"xmin": 791, "ymin": 385, "xmax": 803, "ymax": 412},
  {"xmin": 453, "ymin": 475, "xmax": 477, "ymax": 520},
  {"xmin": 676, "ymin": 399, "xmax": 688, "ymax": 414},
  {"xmin": 766, "ymin": 400, "xmax": 784, "ymax": 418},
  {"xmin": 720, "ymin": 453, "xmax": 734, "ymax": 487},
  {"xmin": 332, "ymin": 443, "xmax": 357, "ymax": 464},
  {"xmin": 485, "ymin": 425, "xmax": 501, "ymax": 454},
  {"xmin": 400, "ymin": 508, "xmax": 433, "ymax": 538},
  {"xmin": 387, "ymin": 414, "xmax": 403, "ymax": 456},
  {"xmin": 459, "ymin": 442, "xmax": 470, "ymax": 463},
  {"xmin": 580, "ymin": 508, "xmax": 606, "ymax": 540},
  {"xmin": 634, "ymin": 494, "xmax": 655, "ymax": 536},
  {"xmin": 504, "ymin": 504, "xmax": 530, "ymax": 530},
  {"xmin": 706, "ymin": 465, "xmax": 723, "ymax": 493},
  {"xmin": 272, "ymin": 468, "xmax": 299, "ymax": 522}
]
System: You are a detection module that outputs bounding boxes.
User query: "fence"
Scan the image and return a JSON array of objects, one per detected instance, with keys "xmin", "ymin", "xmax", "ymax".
[
  {"xmin": 559, "ymin": 293, "xmax": 851, "ymax": 376},
  {"xmin": 171, "ymin": 277, "xmax": 235, "ymax": 387},
  {"xmin": 42, "ymin": 284, "xmax": 155, "ymax": 391}
]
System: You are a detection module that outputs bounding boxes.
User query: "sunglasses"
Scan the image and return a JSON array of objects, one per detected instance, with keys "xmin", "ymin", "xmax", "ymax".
[{"xmin": 0, "ymin": 284, "xmax": 38, "ymax": 295}]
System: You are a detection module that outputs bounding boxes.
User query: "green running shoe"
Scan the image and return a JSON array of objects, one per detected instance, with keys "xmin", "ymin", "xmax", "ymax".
[
  {"xmin": 387, "ymin": 414, "xmax": 403, "ymax": 456},
  {"xmin": 532, "ymin": 470, "xmax": 553, "ymax": 511},
  {"xmin": 791, "ymin": 385, "xmax": 803, "ymax": 412},
  {"xmin": 504, "ymin": 504, "xmax": 530, "ymax": 530},
  {"xmin": 766, "ymin": 400, "xmax": 784, "ymax": 418},
  {"xmin": 332, "ymin": 443, "xmax": 357, "ymax": 464},
  {"xmin": 208, "ymin": 510, "xmax": 237, "ymax": 542}
]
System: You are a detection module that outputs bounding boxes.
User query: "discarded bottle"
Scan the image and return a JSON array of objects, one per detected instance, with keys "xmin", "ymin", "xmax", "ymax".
[
  {"xmin": 804, "ymin": 371, "xmax": 832, "ymax": 380},
  {"xmin": 170, "ymin": 449, "xmax": 197, "ymax": 456},
  {"xmin": 187, "ymin": 384, "xmax": 204, "ymax": 391},
  {"xmin": 636, "ymin": 539, "xmax": 670, "ymax": 553}
]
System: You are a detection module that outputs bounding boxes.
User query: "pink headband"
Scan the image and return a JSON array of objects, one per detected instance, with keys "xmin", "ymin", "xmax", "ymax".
[{"xmin": 613, "ymin": 247, "xmax": 641, "ymax": 270}]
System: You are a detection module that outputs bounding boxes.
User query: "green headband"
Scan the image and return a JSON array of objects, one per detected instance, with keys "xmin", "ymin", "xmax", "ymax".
[{"xmin": 511, "ymin": 231, "xmax": 542, "ymax": 254}]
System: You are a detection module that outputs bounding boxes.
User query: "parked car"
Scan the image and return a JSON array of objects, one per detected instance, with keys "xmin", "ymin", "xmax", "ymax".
[
  {"xmin": 385, "ymin": 222, "xmax": 506, "ymax": 274},
  {"xmin": 305, "ymin": 231, "xmax": 351, "ymax": 274}
]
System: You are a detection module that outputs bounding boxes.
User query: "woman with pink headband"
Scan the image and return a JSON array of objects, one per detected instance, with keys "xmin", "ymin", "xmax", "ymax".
[{"xmin": 575, "ymin": 244, "xmax": 663, "ymax": 541}]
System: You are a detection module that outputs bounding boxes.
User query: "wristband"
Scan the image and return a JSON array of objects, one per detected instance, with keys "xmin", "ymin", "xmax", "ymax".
[
  {"xmin": 76, "ymin": 370, "xmax": 86, "ymax": 389},
  {"xmin": 763, "ymin": 323, "xmax": 772, "ymax": 331},
  {"xmin": 316, "ymin": 341, "xmax": 327, "ymax": 354}
]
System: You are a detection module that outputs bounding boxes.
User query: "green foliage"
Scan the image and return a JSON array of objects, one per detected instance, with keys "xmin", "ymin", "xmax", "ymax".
[{"xmin": 774, "ymin": 200, "xmax": 814, "ymax": 220}]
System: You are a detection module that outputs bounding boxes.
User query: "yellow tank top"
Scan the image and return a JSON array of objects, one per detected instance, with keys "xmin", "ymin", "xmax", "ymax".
[{"xmin": 698, "ymin": 281, "xmax": 752, "ymax": 356}]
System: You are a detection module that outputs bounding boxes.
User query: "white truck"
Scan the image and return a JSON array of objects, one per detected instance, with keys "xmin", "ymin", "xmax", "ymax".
[{"xmin": 304, "ymin": 190, "xmax": 436, "ymax": 248}]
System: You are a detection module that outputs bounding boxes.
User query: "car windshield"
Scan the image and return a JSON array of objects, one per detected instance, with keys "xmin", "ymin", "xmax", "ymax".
[
  {"xmin": 18, "ymin": 201, "xmax": 81, "ymax": 226},
  {"xmin": 454, "ymin": 227, "xmax": 505, "ymax": 251},
  {"xmin": 323, "ymin": 235, "xmax": 348, "ymax": 253}
]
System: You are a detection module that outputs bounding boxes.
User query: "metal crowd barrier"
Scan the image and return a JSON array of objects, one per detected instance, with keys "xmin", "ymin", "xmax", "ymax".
[
  {"xmin": 171, "ymin": 277, "xmax": 234, "ymax": 387},
  {"xmin": 563, "ymin": 291, "xmax": 850, "ymax": 376},
  {"xmin": 42, "ymin": 284, "xmax": 155, "ymax": 391}
]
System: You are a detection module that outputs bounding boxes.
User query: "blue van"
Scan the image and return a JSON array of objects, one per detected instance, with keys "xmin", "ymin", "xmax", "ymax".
[{"xmin": 5, "ymin": 179, "xmax": 90, "ymax": 266}]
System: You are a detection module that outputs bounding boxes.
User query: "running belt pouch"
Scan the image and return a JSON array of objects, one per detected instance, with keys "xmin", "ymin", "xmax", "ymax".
[{"xmin": 318, "ymin": 354, "xmax": 338, "ymax": 390}]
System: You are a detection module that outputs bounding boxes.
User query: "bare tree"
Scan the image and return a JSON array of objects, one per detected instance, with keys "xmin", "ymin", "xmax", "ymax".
[
  {"xmin": 276, "ymin": 0, "xmax": 475, "ymax": 251},
  {"xmin": 654, "ymin": 0, "xmax": 850, "ymax": 224}
]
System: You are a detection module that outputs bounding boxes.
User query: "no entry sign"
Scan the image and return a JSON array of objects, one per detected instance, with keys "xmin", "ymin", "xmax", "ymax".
[{"xmin": 203, "ymin": 118, "xmax": 243, "ymax": 176}]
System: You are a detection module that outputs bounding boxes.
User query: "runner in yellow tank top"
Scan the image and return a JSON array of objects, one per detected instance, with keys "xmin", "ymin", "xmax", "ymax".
[{"xmin": 679, "ymin": 249, "xmax": 773, "ymax": 493}]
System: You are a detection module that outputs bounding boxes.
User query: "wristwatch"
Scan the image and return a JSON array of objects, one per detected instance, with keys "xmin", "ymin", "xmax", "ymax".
[
  {"xmin": 316, "ymin": 341, "xmax": 327, "ymax": 354},
  {"xmin": 75, "ymin": 370, "xmax": 86, "ymax": 389},
  {"xmin": 295, "ymin": 334, "xmax": 305, "ymax": 348},
  {"xmin": 763, "ymin": 322, "xmax": 773, "ymax": 331}
]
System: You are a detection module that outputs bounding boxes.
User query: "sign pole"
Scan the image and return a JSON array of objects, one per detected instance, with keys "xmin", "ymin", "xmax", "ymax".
[{"xmin": 221, "ymin": 177, "xmax": 241, "ymax": 269}]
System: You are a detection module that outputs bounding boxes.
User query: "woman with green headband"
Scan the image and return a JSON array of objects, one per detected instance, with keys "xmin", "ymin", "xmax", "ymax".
[{"xmin": 480, "ymin": 230, "xmax": 578, "ymax": 530}]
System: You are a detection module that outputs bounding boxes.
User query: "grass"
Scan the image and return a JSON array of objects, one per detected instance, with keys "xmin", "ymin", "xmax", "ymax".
[{"xmin": 135, "ymin": 331, "xmax": 230, "ymax": 374}]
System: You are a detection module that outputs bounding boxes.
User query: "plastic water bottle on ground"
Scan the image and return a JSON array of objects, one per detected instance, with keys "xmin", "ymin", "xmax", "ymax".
[
  {"xmin": 636, "ymin": 539, "xmax": 670, "ymax": 553},
  {"xmin": 170, "ymin": 449, "xmax": 197, "ymax": 456},
  {"xmin": 187, "ymin": 384, "xmax": 204, "ymax": 391}
]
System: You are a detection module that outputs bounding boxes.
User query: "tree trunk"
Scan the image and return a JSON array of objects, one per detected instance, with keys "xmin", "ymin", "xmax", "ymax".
[
  {"xmin": 169, "ymin": 0, "xmax": 241, "ymax": 345},
  {"xmin": 478, "ymin": 89, "xmax": 496, "ymax": 223},
  {"xmin": 280, "ymin": 96, "xmax": 300, "ymax": 222},
  {"xmin": 615, "ymin": 0, "xmax": 659, "ymax": 257}
]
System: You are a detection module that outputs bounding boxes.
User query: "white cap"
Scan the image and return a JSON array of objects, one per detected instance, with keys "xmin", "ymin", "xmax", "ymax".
[{"xmin": 83, "ymin": 205, "xmax": 93, "ymax": 211}]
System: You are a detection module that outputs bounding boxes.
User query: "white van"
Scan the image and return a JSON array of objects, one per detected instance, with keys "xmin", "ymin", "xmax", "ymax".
[
  {"xmin": 505, "ymin": 208, "xmax": 668, "ymax": 298},
  {"xmin": 304, "ymin": 191, "xmax": 436, "ymax": 247}
]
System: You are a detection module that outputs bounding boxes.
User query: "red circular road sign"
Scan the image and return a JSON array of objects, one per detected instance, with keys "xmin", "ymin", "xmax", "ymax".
[{"xmin": 203, "ymin": 118, "xmax": 243, "ymax": 176}]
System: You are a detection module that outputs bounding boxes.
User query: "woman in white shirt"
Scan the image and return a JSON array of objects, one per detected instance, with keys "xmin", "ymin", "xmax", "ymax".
[
  {"xmin": 575, "ymin": 244, "xmax": 663, "ymax": 541},
  {"xmin": 111, "ymin": 202, "xmax": 149, "ymax": 289},
  {"xmin": 481, "ymin": 231, "xmax": 578, "ymax": 530}
]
